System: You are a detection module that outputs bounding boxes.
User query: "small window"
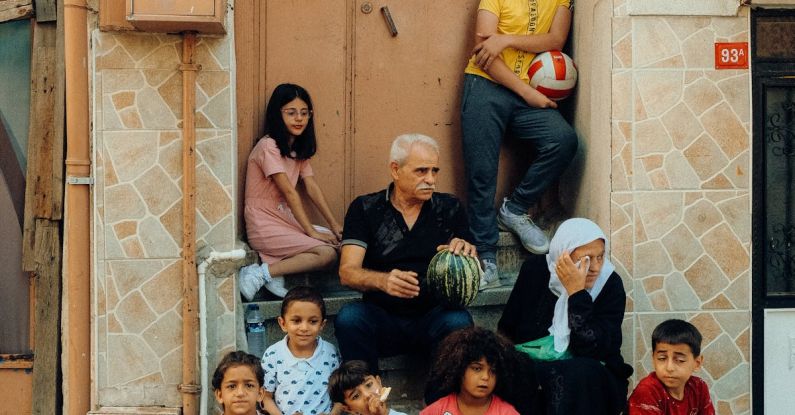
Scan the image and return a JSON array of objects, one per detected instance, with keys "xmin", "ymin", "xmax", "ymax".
[{"xmin": 755, "ymin": 14, "xmax": 795, "ymax": 60}]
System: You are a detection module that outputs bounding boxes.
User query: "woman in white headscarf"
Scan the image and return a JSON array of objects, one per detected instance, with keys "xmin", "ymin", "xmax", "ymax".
[{"xmin": 498, "ymin": 218, "xmax": 633, "ymax": 415}]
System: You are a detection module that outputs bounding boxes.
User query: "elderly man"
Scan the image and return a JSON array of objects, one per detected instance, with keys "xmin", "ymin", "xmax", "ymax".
[{"xmin": 334, "ymin": 133, "xmax": 476, "ymax": 373}]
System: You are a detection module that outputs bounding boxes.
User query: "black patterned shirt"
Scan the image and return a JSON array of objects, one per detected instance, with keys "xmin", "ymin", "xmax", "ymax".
[{"xmin": 342, "ymin": 185, "xmax": 471, "ymax": 316}]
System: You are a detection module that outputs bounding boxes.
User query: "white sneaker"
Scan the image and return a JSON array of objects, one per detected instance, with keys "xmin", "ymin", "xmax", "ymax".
[
  {"xmin": 238, "ymin": 263, "xmax": 266, "ymax": 301},
  {"xmin": 496, "ymin": 199, "xmax": 550, "ymax": 254},
  {"xmin": 262, "ymin": 275, "xmax": 288, "ymax": 298},
  {"xmin": 479, "ymin": 258, "xmax": 500, "ymax": 291}
]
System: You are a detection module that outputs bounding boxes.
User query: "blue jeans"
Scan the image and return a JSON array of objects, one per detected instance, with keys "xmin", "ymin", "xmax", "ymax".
[
  {"xmin": 461, "ymin": 74, "xmax": 578, "ymax": 259},
  {"xmin": 334, "ymin": 301, "xmax": 473, "ymax": 372}
]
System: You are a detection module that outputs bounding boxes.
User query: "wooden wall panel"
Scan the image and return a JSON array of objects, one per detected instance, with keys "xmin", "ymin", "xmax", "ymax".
[
  {"xmin": 35, "ymin": 0, "xmax": 56, "ymax": 22},
  {"xmin": 0, "ymin": 368, "xmax": 33, "ymax": 414},
  {"xmin": 22, "ymin": 19, "xmax": 64, "ymax": 270},
  {"xmin": 0, "ymin": 0, "xmax": 33, "ymax": 23}
]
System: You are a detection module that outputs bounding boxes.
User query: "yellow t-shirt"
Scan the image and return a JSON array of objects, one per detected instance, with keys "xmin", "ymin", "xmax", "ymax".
[{"xmin": 464, "ymin": 0, "xmax": 571, "ymax": 82}]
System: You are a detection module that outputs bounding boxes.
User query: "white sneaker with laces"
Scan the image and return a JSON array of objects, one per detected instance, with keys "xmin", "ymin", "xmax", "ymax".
[
  {"xmin": 479, "ymin": 258, "xmax": 500, "ymax": 291},
  {"xmin": 262, "ymin": 275, "xmax": 288, "ymax": 298},
  {"xmin": 496, "ymin": 199, "xmax": 550, "ymax": 254},
  {"xmin": 238, "ymin": 263, "xmax": 267, "ymax": 301}
]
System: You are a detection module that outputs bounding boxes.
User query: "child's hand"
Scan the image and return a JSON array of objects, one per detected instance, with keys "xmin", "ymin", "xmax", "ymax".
[
  {"xmin": 330, "ymin": 223, "xmax": 343, "ymax": 242},
  {"xmin": 473, "ymin": 33, "xmax": 510, "ymax": 70},
  {"xmin": 365, "ymin": 394, "xmax": 389, "ymax": 415},
  {"xmin": 310, "ymin": 229, "xmax": 339, "ymax": 245},
  {"xmin": 522, "ymin": 87, "xmax": 557, "ymax": 109}
]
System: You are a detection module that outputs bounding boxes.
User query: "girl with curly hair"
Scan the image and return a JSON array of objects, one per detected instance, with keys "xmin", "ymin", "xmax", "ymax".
[{"xmin": 421, "ymin": 326, "xmax": 526, "ymax": 415}]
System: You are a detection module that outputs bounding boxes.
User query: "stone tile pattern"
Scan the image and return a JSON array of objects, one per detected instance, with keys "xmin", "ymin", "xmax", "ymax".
[
  {"xmin": 92, "ymin": 30, "xmax": 237, "ymax": 407},
  {"xmin": 611, "ymin": 2, "xmax": 751, "ymax": 414}
]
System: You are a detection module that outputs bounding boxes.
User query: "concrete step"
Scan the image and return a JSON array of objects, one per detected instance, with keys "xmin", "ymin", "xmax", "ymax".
[
  {"xmin": 248, "ymin": 285, "xmax": 515, "ymax": 408},
  {"xmin": 240, "ymin": 231, "xmax": 531, "ymax": 410},
  {"xmin": 243, "ymin": 231, "xmax": 530, "ymax": 303}
]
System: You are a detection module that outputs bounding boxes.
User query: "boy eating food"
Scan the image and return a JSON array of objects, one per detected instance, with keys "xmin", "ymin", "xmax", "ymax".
[{"xmin": 328, "ymin": 360, "xmax": 405, "ymax": 415}]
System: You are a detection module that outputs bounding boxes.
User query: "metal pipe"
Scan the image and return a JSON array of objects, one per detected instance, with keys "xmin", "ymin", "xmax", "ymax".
[
  {"xmin": 179, "ymin": 31, "xmax": 200, "ymax": 415},
  {"xmin": 197, "ymin": 249, "xmax": 248, "ymax": 415},
  {"xmin": 63, "ymin": 0, "xmax": 91, "ymax": 414}
]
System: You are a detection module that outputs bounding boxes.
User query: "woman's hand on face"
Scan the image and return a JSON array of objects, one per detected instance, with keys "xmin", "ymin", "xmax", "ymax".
[{"xmin": 556, "ymin": 250, "xmax": 588, "ymax": 295}]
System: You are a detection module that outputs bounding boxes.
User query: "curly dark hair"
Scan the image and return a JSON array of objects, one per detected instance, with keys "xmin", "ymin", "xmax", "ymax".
[
  {"xmin": 211, "ymin": 350, "xmax": 264, "ymax": 390},
  {"xmin": 425, "ymin": 326, "xmax": 528, "ymax": 406}
]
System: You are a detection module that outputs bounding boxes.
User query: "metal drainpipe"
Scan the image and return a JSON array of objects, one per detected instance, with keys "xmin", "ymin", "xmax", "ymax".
[
  {"xmin": 179, "ymin": 31, "xmax": 201, "ymax": 415},
  {"xmin": 63, "ymin": 0, "xmax": 91, "ymax": 414}
]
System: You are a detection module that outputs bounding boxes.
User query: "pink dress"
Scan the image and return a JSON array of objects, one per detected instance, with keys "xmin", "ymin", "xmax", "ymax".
[{"xmin": 244, "ymin": 137, "xmax": 330, "ymax": 264}]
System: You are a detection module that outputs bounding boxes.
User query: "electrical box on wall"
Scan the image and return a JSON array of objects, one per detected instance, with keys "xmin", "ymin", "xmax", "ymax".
[{"xmin": 125, "ymin": 0, "xmax": 226, "ymax": 34}]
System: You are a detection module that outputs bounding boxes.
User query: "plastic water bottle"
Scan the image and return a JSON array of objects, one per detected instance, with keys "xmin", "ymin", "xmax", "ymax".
[{"xmin": 245, "ymin": 304, "xmax": 266, "ymax": 359}]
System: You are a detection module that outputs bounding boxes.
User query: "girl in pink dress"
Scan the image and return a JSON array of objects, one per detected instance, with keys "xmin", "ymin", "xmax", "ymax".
[{"xmin": 239, "ymin": 84, "xmax": 342, "ymax": 299}]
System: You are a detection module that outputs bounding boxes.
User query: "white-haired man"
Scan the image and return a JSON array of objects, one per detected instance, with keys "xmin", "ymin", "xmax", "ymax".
[{"xmin": 335, "ymin": 133, "xmax": 476, "ymax": 382}]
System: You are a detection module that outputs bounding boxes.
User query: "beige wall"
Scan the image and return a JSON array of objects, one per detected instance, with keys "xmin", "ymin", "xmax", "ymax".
[
  {"xmin": 564, "ymin": 0, "xmax": 615, "ymax": 229},
  {"xmin": 611, "ymin": 0, "xmax": 752, "ymax": 413},
  {"xmin": 90, "ymin": 23, "xmax": 238, "ymax": 407}
]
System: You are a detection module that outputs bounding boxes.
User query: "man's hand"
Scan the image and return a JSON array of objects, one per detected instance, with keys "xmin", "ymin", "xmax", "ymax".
[
  {"xmin": 382, "ymin": 269, "xmax": 420, "ymax": 298},
  {"xmin": 473, "ymin": 33, "xmax": 510, "ymax": 70},
  {"xmin": 437, "ymin": 238, "xmax": 478, "ymax": 257},
  {"xmin": 555, "ymin": 250, "xmax": 589, "ymax": 295}
]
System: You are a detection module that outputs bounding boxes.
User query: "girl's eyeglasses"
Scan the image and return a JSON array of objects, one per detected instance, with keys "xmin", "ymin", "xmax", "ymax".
[{"xmin": 281, "ymin": 109, "xmax": 313, "ymax": 118}]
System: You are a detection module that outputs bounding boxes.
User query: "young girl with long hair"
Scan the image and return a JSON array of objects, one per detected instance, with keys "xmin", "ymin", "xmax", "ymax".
[{"xmin": 239, "ymin": 83, "xmax": 342, "ymax": 299}]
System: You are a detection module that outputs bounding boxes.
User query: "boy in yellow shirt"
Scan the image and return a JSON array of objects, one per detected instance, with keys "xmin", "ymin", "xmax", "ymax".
[{"xmin": 462, "ymin": 0, "xmax": 577, "ymax": 290}]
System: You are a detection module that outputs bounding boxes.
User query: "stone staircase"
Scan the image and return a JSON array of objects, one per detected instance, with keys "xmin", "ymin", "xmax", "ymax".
[{"xmin": 239, "ymin": 231, "xmax": 530, "ymax": 412}]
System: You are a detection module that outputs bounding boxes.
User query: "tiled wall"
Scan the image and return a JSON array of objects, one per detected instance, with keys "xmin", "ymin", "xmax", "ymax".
[
  {"xmin": 612, "ymin": 1, "xmax": 751, "ymax": 413},
  {"xmin": 92, "ymin": 30, "xmax": 237, "ymax": 406}
]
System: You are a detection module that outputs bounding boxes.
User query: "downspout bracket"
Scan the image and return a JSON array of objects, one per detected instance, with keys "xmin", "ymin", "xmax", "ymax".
[
  {"xmin": 178, "ymin": 63, "xmax": 201, "ymax": 71},
  {"xmin": 178, "ymin": 383, "xmax": 202, "ymax": 394}
]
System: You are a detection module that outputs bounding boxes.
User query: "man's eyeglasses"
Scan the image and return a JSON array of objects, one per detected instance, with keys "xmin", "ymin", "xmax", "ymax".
[{"xmin": 281, "ymin": 108, "xmax": 313, "ymax": 118}]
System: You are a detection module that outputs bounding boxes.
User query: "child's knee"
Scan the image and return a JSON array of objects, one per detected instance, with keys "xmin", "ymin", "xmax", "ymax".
[
  {"xmin": 319, "ymin": 246, "xmax": 338, "ymax": 267},
  {"xmin": 555, "ymin": 128, "xmax": 579, "ymax": 161}
]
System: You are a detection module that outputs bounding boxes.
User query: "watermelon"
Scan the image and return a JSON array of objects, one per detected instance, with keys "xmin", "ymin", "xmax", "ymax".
[{"xmin": 425, "ymin": 250, "xmax": 482, "ymax": 307}]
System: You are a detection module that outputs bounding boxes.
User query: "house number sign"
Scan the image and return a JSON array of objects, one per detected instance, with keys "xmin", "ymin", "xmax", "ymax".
[{"xmin": 714, "ymin": 42, "xmax": 748, "ymax": 70}]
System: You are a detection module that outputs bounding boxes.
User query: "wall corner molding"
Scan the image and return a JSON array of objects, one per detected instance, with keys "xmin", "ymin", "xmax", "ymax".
[{"xmin": 628, "ymin": 0, "xmax": 742, "ymax": 16}]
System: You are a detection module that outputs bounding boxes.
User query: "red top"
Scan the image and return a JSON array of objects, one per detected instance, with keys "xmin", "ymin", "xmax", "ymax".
[
  {"xmin": 420, "ymin": 393, "xmax": 519, "ymax": 415},
  {"xmin": 628, "ymin": 373, "xmax": 715, "ymax": 415}
]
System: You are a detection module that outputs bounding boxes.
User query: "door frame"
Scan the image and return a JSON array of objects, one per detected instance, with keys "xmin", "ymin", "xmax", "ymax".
[{"xmin": 750, "ymin": 8, "xmax": 795, "ymax": 414}]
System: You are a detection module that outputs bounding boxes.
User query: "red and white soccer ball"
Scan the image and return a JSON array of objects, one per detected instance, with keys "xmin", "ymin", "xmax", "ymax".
[{"xmin": 527, "ymin": 50, "xmax": 578, "ymax": 101}]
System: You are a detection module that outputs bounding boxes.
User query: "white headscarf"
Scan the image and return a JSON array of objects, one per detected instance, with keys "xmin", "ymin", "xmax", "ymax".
[{"xmin": 546, "ymin": 218, "xmax": 615, "ymax": 353}]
